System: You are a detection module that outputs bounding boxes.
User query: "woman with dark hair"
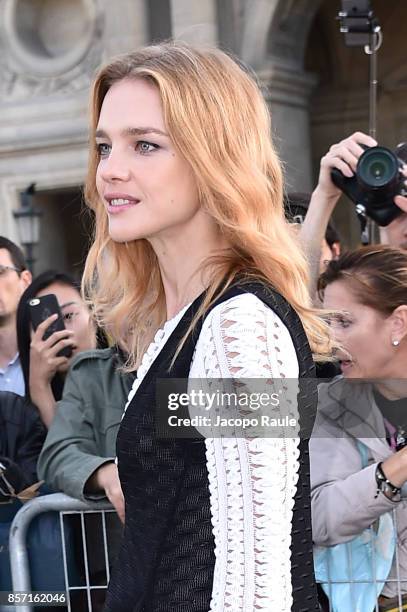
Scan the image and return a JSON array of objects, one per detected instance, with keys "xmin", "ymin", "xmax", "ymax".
[
  {"xmin": 311, "ymin": 245, "xmax": 407, "ymax": 610},
  {"xmin": 17, "ymin": 270, "xmax": 97, "ymax": 427}
]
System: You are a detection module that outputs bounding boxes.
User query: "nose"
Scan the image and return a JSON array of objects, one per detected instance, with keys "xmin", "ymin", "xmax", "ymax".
[{"xmin": 99, "ymin": 148, "xmax": 131, "ymax": 183}]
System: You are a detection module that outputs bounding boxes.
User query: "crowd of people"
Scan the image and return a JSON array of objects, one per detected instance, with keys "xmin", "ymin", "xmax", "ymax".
[{"xmin": 1, "ymin": 40, "xmax": 407, "ymax": 611}]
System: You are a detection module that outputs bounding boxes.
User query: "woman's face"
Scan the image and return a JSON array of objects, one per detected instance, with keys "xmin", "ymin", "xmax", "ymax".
[
  {"xmin": 323, "ymin": 280, "xmax": 395, "ymax": 379},
  {"xmin": 95, "ymin": 77, "xmax": 201, "ymax": 243},
  {"xmin": 36, "ymin": 282, "xmax": 96, "ymax": 370}
]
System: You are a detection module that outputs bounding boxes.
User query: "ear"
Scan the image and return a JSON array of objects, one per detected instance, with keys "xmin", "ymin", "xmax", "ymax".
[
  {"xmin": 388, "ymin": 305, "xmax": 407, "ymax": 343},
  {"xmin": 331, "ymin": 242, "xmax": 341, "ymax": 259},
  {"xmin": 20, "ymin": 269, "xmax": 32, "ymax": 289}
]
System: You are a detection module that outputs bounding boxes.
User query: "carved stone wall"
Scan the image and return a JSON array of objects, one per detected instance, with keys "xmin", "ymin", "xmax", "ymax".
[
  {"xmin": 0, "ymin": 0, "xmax": 149, "ymax": 272},
  {"xmin": 1, "ymin": 0, "xmax": 405, "ymax": 269},
  {"xmin": 0, "ymin": 0, "xmax": 104, "ymax": 100}
]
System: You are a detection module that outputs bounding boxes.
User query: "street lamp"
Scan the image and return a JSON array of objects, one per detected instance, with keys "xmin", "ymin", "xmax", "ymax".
[{"xmin": 13, "ymin": 183, "xmax": 42, "ymax": 274}]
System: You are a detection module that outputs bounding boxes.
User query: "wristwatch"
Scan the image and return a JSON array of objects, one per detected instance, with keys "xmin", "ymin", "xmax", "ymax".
[{"xmin": 375, "ymin": 462, "xmax": 401, "ymax": 501}]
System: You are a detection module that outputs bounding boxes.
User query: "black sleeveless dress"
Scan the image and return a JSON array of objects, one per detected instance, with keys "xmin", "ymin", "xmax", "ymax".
[{"xmin": 104, "ymin": 282, "xmax": 320, "ymax": 612}]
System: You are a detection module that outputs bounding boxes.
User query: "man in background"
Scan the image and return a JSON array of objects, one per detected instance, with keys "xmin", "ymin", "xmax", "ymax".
[{"xmin": 0, "ymin": 237, "xmax": 31, "ymax": 395}]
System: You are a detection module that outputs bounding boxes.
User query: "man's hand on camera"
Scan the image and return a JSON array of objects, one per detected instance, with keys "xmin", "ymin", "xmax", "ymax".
[
  {"xmin": 394, "ymin": 166, "xmax": 407, "ymax": 213},
  {"xmin": 315, "ymin": 131, "xmax": 377, "ymax": 202},
  {"xmin": 300, "ymin": 131, "xmax": 374, "ymax": 301}
]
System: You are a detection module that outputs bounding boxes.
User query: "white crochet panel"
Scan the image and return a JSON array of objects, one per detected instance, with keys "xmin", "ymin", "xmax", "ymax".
[
  {"xmin": 189, "ymin": 293, "xmax": 300, "ymax": 612},
  {"xmin": 124, "ymin": 302, "xmax": 191, "ymax": 414}
]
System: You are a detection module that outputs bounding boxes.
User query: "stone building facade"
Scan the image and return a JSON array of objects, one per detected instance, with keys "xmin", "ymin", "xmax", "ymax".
[{"xmin": 0, "ymin": 0, "xmax": 406, "ymax": 274}]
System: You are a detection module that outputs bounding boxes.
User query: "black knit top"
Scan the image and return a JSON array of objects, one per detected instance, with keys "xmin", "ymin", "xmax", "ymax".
[{"xmin": 105, "ymin": 282, "xmax": 320, "ymax": 612}]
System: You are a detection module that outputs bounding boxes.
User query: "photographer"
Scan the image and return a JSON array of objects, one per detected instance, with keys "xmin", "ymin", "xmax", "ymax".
[{"xmin": 300, "ymin": 131, "xmax": 407, "ymax": 299}]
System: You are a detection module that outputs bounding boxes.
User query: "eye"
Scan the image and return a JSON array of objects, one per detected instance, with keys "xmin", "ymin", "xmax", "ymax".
[
  {"xmin": 136, "ymin": 141, "xmax": 159, "ymax": 155},
  {"xmin": 96, "ymin": 142, "xmax": 111, "ymax": 158},
  {"xmin": 63, "ymin": 312, "xmax": 78, "ymax": 322},
  {"xmin": 337, "ymin": 316, "xmax": 352, "ymax": 329},
  {"xmin": 328, "ymin": 315, "xmax": 352, "ymax": 329}
]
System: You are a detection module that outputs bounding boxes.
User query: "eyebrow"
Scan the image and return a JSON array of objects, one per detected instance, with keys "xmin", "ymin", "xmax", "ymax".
[
  {"xmin": 95, "ymin": 127, "xmax": 169, "ymax": 139},
  {"xmin": 60, "ymin": 301, "xmax": 78, "ymax": 309}
]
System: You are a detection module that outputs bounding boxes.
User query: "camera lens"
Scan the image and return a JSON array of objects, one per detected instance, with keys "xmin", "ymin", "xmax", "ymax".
[
  {"xmin": 369, "ymin": 160, "xmax": 390, "ymax": 181},
  {"xmin": 357, "ymin": 146, "xmax": 398, "ymax": 189}
]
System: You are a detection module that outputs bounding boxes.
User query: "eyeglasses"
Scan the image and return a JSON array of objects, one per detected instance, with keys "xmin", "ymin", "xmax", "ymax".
[{"xmin": 0, "ymin": 264, "xmax": 22, "ymax": 276}]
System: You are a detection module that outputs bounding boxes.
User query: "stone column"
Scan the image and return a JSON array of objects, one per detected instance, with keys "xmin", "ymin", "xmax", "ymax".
[
  {"xmin": 258, "ymin": 59, "xmax": 317, "ymax": 192},
  {"xmin": 170, "ymin": 0, "xmax": 218, "ymax": 45},
  {"xmin": 103, "ymin": 0, "xmax": 149, "ymax": 56}
]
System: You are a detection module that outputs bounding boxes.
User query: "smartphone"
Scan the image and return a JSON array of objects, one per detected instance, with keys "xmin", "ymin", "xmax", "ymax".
[{"xmin": 28, "ymin": 294, "xmax": 73, "ymax": 358}]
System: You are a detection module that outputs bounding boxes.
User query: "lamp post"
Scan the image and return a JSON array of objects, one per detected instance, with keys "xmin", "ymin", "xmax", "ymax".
[{"xmin": 13, "ymin": 183, "xmax": 42, "ymax": 274}]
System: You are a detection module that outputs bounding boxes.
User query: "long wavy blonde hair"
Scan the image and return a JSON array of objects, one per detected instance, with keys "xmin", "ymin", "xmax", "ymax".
[{"xmin": 83, "ymin": 41, "xmax": 331, "ymax": 369}]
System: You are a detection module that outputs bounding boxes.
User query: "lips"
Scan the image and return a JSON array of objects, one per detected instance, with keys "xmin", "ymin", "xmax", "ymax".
[
  {"xmin": 105, "ymin": 193, "xmax": 140, "ymax": 206},
  {"xmin": 104, "ymin": 193, "xmax": 140, "ymax": 214}
]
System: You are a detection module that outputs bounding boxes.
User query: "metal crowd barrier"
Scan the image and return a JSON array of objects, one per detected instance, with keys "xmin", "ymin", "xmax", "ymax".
[
  {"xmin": 8, "ymin": 493, "xmax": 117, "ymax": 612},
  {"xmin": 10, "ymin": 495, "xmax": 407, "ymax": 612},
  {"xmin": 316, "ymin": 507, "xmax": 407, "ymax": 612}
]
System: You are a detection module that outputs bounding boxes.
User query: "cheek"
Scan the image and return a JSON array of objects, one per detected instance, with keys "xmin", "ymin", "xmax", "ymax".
[
  {"xmin": 338, "ymin": 328, "xmax": 369, "ymax": 356},
  {"xmin": 71, "ymin": 313, "xmax": 91, "ymax": 335},
  {"xmin": 164, "ymin": 162, "xmax": 199, "ymax": 204},
  {"xmin": 95, "ymin": 167, "xmax": 103, "ymax": 193},
  {"xmin": 351, "ymin": 328, "xmax": 389, "ymax": 366}
]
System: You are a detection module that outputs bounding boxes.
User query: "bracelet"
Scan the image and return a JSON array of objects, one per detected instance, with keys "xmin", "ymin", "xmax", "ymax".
[{"xmin": 375, "ymin": 462, "xmax": 401, "ymax": 500}]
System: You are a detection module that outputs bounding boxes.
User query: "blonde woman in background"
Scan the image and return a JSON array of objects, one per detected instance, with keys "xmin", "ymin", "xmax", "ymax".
[{"xmin": 83, "ymin": 42, "xmax": 331, "ymax": 611}]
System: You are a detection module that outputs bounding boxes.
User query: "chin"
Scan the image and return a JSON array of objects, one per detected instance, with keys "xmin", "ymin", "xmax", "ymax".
[
  {"xmin": 344, "ymin": 368, "xmax": 369, "ymax": 381},
  {"xmin": 108, "ymin": 231, "xmax": 132, "ymax": 243},
  {"xmin": 108, "ymin": 228, "xmax": 138, "ymax": 242},
  {"xmin": 108, "ymin": 220, "xmax": 147, "ymax": 243},
  {"xmin": 340, "ymin": 362, "xmax": 358, "ymax": 378}
]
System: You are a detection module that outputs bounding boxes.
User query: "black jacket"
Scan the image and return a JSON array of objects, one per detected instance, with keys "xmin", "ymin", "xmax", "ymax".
[{"xmin": 0, "ymin": 391, "xmax": 46, "ymax": 485}]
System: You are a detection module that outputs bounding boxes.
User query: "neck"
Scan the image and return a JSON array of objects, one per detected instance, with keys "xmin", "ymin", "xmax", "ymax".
[
  {"xmin": 149, "ymin": 218, "xmax": 230, "ymax": 320},
  {"xmin": 0, "ymin": 320, "xmax": 18, "ymax": 368},
  {"xmin": 375, "ymin": 377, "xmax": 407, "ymax": 401}
]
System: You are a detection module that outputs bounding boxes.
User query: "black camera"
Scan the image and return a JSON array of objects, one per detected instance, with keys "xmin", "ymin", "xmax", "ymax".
[{"xmin": 331, "ymin": 145, "xmax": 407, "ymax": 226}]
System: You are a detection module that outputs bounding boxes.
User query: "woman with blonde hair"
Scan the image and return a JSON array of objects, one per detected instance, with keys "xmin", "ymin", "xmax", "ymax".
[{"xmin": 83, "ymin": 41, "xmax": 330, "ymax": 611}]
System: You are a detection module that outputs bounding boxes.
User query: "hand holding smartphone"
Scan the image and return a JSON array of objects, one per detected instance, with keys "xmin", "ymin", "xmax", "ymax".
[{"xmin": 28, "ymin": 294, "xmax": 73, "ymax": 359}]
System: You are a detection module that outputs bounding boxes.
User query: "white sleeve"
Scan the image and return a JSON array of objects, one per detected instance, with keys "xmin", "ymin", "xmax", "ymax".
[{"xmin": 189, "ymin": 293, "xmax": 300, "ymax": 611}]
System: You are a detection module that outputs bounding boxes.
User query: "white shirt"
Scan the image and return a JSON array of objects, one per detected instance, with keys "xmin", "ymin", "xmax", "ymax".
[
  {"xmin": 0, "ymin": 353, "xmax": 25, "ymax": 396},
  {"xmin": 126, "ymin": 293, "xmax": 300, "ymax": 611}
]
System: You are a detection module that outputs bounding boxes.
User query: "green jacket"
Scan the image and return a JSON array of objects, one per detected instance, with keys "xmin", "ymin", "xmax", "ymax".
[{"xmin": 37, "ymin": 348, "xmax": 134, "ymax": 501}]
